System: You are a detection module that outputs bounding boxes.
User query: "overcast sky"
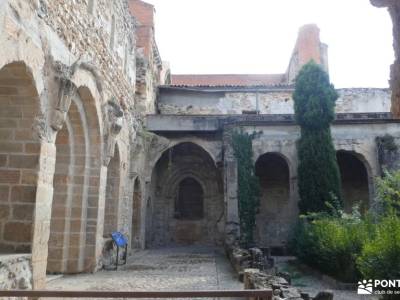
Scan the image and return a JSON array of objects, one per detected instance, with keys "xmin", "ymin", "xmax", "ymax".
[{"xmin": 145, "ymin": 0, "xmax": 394, "ymax": 88}]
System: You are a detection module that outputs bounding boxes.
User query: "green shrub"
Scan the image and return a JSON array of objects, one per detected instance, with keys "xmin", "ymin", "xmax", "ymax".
[
  {"xmin": 294, "ymin": 61, "xmax": 342, "ymax": 214},
  {"xmin": 292, "ymin": 213, "xmax": 371, "ymax": 282},
  {"xmin": 375, "ymin": 169, "xmax": 400, "ymax": 214},
  {"xmin": 292, "ymin": 169, "xmax": 400, "ymax": 283},
  {"xmin": 357, "ymin": 213, "xmax": 400, "ymax": 280}
]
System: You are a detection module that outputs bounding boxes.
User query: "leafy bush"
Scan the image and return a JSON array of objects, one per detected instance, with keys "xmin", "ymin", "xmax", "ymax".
[
  {"xmin": 375, "ymin": 169, "xmax": 400, "ymax": 214},
  {"xmin": 292, "ymin": 213, "xmax": 371, "ymax": 282},
  {"xmin": 292, "ymin": 169, "xmax": 400, "ymax": 284},
  {"xmin": 357, "ymin": 213, "xmax": 400, "ymax": 280}
]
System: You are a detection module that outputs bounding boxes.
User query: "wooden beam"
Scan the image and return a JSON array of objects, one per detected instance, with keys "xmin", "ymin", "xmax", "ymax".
[{"xmin": 0, "ymin": 289, "xmax": 272, "ymax": 299}]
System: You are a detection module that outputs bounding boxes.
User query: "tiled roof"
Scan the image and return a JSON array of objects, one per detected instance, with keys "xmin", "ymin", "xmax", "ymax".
[{"xmin": 170, "ymin": 74, "xmax": 286, "ymax": 87}]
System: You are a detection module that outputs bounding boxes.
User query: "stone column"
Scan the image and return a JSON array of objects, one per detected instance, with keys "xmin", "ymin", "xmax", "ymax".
[
  {"xmin": 31, "ymin": 142, "xmax": 56, "ymax": 289},
  {"xmin": 93, "ymin": 165, "xmax": 107, "ymax": 271},
  {"xmin": 371, "ymin": 0, "xmax": 400, "ymax": 117},
  {"xmin": 223, "ymin": 127, "xmax": 240, "ymax": 247}
]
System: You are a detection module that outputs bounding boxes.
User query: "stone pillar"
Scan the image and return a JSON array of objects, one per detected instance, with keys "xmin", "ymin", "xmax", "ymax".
[
  {"xmin": 223, "ymin": 128, "xmax": 240, "ymax": 246},
  {"xmin": 140, "ymin": 179, "xmax": 149, "ymax": 249},
  {"xmin": 371, "ymin": 0, "xmax": 400, "ymax": 117},
  {"xmin": 93, "ymin": 165, "xmax": 107, "ymax": 271},
  {"xmin": 31, "ymin": 142, "xmax": 56, "ymax": 289}
]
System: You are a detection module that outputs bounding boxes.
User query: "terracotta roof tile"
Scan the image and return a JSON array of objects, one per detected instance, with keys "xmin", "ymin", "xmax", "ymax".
[{"xmin": 170, "ymin": 74, "xmax": 286, "ymax": 87}]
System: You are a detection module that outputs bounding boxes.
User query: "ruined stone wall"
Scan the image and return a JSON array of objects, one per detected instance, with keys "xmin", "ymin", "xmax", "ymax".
[
  {"xmin": 158, "ymin": 88, "xmax": 391, "ymax": 115},
  {"xmin": 0, "ymin": 0, "xmax": 151, "ymax": 288},
  {"xmin": 39, "ymin": 0, "xmax": 136, "ymax": 106},
  {"xmin": 0, "ymin": 63, "xmax": 41, "ymax": 254},
  {"xmin": 129, "ymin": 0, "xmax": 163, "ymax": 115},
  {"xmin": 255, "ymin": 153, "xmax": 292, "ymax": 248},
  {"xmin": 235, "ymin": 121, "xmax": 400, "ymax": 247},
  {"xmin": 135, "ymin": 48, "xmax": 160, "ymax": 114}
]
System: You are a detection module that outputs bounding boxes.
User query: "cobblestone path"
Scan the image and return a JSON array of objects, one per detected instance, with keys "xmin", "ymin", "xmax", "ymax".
[{"xmin": 47, "ymin": 246, "xmax": 243, "ymax": 299}]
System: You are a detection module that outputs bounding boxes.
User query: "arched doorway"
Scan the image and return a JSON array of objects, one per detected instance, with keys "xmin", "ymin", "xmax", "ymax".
[
  {"xmin": 255, "ymin": 152, "xmax": 292, "ymax": 248},
  {"xmin": 147, "ymin": 142, "xmax": 223, "ymax": 247},
  {"xmin": 131, "ymin": 177, "xmax": 141, "ymax": 248},
  {"xmin": 0, "ymin": 62, "xmax": 40, "ymax": 254},
  {"xmin": 175, "ymin": 177, "xmax": 204, "ymax": 220},
  {"xmin": 104, "ymin": 144, "xmax": 120, "ymax": 237},
  {"xmin": 337, "ymin": 151, "xmax": 370, "ymax": 213}
]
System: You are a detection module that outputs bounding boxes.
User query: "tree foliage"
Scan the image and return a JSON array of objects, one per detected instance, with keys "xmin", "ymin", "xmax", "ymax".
[
  {"xmin": 231, "ymin": 129, "xmax": 260, "ymax": 247},
  {"xmin": 294, "ymin": 61, "xmax": 342, "ymax": 214}
]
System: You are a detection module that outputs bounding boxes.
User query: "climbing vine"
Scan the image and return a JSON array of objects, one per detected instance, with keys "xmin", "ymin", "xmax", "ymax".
[
  {"xmin": 231, "ymin": 129, "xmax": 260, "ymax": 247},
  {"xmin": 376, "ymin": 134, "xmax": 399, "ymax": 175}
]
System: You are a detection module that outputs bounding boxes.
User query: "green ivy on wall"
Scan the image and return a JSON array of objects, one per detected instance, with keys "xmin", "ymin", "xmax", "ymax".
[{"xmin": 231, "ymin": 129, "xmax": 260, "ymax": 247}]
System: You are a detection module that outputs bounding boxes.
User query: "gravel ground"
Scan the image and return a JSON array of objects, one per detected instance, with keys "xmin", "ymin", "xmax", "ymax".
[
  {"xmin": 46, "ymin": 247, "xmax": 379, "ymax": 300},
  {"xmin": 47, "ymin": 246, "xmax": 243, "ymax": 300}
]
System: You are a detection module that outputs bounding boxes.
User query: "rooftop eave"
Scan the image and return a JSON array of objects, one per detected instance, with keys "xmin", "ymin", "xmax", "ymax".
[{"xmin": 158, "ymin": 85, "xmax": 295, "ymax": 93}]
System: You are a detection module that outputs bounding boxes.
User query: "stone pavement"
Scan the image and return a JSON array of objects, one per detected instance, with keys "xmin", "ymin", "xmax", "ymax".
[{"xmin": 47, "ymin": 246, "xmax": 243, "ymax": 300}]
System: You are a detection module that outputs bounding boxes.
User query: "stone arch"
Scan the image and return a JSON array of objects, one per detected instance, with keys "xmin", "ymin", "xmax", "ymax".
[
  {"xmin": 336, "ymin": 150, "xmax": 370, "ymax": 213},
  {"xmin": 0, "ymin": 21, "xmax": 46, "ymax": 109},
  {"xmin": 149, "ymin": 139, "xmax": 219, "ymax": 175},
  {"xmin": 103, "ymin": 143, "xmax": 121, "ymax": 237},
  {"xmin": 0, "ymin": 62, "xmax": 41, "ymax": 255},
  {"xmin": 48, "ymin": 79, "xmax": 104, "ymax": 273},
  {"xmin": 255, "ymin": 152, "xmax": 293, "ymax": 249},
  {"xmin": 131, "ymin": 177, "xmax": 142, "ymax": 249},
  {"xmin": 76, "ymin": 86, "xmax": 104, "ymax": 272},
  {"xmin": 147, "ymin": 142, "xmax": 224, "ymax": 247},
  {"xmin": 48, "ymin": 83, "xmax": 100, "ymax": 274}
]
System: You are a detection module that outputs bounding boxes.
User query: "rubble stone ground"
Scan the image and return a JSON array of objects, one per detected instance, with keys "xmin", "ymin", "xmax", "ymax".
[
  {"xmin": 274, "ymin": 257, "xmax": 379, "ymax": 300},
  {"xmin": 47, "ymin": 246, "xmax": 243, "ymax": 300}
]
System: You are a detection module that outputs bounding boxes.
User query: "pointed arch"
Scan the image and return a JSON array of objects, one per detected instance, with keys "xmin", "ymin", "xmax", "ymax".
[{"xmin": 147, "ymin": 142, "xmax": 224, "ymax": 247}]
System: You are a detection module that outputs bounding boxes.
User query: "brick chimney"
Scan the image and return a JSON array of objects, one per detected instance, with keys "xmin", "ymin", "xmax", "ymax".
[
  {"xmin": 286, "ymin": 24, "xmax": 329, "ymax": 84},
  {"xmin": 128, "ymin": 0, "xmax": 155, "ymax": 57}
]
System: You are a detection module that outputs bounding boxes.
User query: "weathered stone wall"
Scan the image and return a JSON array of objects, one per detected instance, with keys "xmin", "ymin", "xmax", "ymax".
[
  {"xmin": 255, "ymin": 153, "xmax": 293, "ymax": 248},
  {"xmin": 146, "ymin": 119, "xmax": 400, "ymax": 248},
  {"xmin": 0, "ymin": 0, "xmax": 156, "ymax": 288},
  {"xmin": 158, "ymin": 88, "xmax": 391, "ymax": 115},
  {"xmin": 129, "ymin": 0, "xmax": 162, "ymax": 115},
  {"xmin": 0, "ymin": 62, "xmax": 41, "ymax": 254},
  {"xmin": 239, "ymin": 122, "xmax": 398, "ymax": 247},
  {"xmin": 39, "ymin": 0, "xmax": 137, "ymax": 105}
]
